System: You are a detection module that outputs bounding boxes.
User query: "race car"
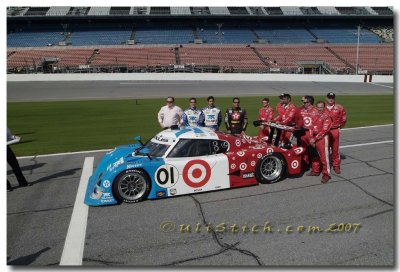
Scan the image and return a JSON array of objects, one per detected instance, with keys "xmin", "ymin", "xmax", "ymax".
[{"xmin": 84, "ymin": 126, "xmax": 307, "ymax": 206}]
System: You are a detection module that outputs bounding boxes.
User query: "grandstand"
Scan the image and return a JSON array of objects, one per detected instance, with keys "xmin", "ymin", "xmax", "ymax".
[{"xmin": 7, "ymin": 6, "xmax": 393, "ymax": 75}]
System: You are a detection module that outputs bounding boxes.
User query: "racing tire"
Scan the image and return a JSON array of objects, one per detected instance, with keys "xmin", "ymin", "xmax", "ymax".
[
  {"xmin": 255, "ymin": 153, "xmax": 286, "ymax": 184},
  {"xmin": 113, "ymin": 169, "xmax": 151, "ymax": 203}
]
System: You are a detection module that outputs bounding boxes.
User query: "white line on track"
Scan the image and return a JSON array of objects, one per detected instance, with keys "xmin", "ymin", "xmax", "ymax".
[
  {"xmin": 340, "ymin": 140, "xmax": 393, "ymax": 149},
  {"xmin": 16, "ymin": 124, "xmax": 393, "ymax": 159},
  {"xmin": 341, "ymin": 124, "xmax": 393, "ymax": 131},
  {"xmin": 368, "ymin": 82, "xmax": 394, "ymax": 89},
  {"xmin": 60, "ymin": 157, "xmax": 93, "ymax": 266}
]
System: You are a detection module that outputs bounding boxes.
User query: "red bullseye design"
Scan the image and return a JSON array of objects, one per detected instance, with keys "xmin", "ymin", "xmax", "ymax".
[{"xmin": 183, "ymin": 160, "xmax": 211, "ymax": 188}]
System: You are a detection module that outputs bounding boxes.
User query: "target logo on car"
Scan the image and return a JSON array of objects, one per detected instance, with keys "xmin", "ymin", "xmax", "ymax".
[{"xmin": 183, "ymin": 160, "xmax": 211, "ymax": 188}]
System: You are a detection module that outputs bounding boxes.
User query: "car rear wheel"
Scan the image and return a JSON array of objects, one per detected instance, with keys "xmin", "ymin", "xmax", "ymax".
[
  {"xmin": 113, "ymin": 169, "xmax": 151, "ymax": 203},
  {"xmin": 255, "ymin": 153, "xmax": 286, "ymax": 184}
]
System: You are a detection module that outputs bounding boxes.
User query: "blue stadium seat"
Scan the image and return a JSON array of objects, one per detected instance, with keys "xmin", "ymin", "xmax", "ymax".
[
  {"xmin": 308, "ymin": 25, "xmax": 382, "ymax": 43},
  {"xmin": 135, "ymin": 26, "xmax": 194, "ymax": 44}
]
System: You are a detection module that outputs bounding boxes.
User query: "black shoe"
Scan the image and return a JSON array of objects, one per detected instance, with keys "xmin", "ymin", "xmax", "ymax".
[
  {"xmin": 19, "ymin": 182, "xmax": 31, "ymax": 187},
  {"xmin": 7, "ymin": 188, "xmax": 13, "ymax": 192}
]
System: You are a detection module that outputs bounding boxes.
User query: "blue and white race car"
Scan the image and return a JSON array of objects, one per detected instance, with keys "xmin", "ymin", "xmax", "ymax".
[{"xmin": 84, "ymin": 126, "xmax": 306, "ymax": 206}]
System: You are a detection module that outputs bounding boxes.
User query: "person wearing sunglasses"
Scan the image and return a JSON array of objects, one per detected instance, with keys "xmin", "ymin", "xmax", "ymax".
[
  {"xmin": 182, "ymin": 97, "xmax": 205, "ymax": 127},
  {"xmin": 224, "ymin": 97, "xmax": 248, "ymax": 135},
  {"xmin": 157, "ymin": 96, "xmax": 183, "ymax": 130}
]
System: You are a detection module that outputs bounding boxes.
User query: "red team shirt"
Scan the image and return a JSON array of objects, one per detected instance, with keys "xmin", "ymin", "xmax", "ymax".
[
  {"xmin": 273, "ymin": 102, "xmax": 297, "ymax": 125},
  {"xmin": 325, "ymin": 103, "xmax": 347, "ymax": 129},
  {"xmin": 258, "ymin": 106, "xmax": 274, "ymax": 122},
  {"xmin": 312, "ymin": 112, "xmax": 333, "ymax": 140}
]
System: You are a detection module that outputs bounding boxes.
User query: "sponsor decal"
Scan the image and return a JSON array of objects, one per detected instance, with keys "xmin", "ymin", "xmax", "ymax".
[
  {"xmin": 101, "ymin": 199, "xmax": 114, "ymax": 203},
  {"xmin": 257, "ymin": 153, "xmax": 262, "ymax": 159},
  {"xmin": 291, "ymin": 160, "xmax": 299, "ymax": 169},
  {"xmin": 239, "ymin": 163, "xmax": 247, "ymax": 171},
  {"xmin": 250, "ymin": 161, "xmax": 256, "ymax": 167},
  {"xmin": 243, "ymin": 172, "xmax": 255, "ymax": 179},
  {"xmin": 90, "ymin": 185, "xmax": 104, "ymax": 200},
  {"xmin": 304, "ymin": 116, "xmax": 312, "ymax": 126},
  {"xmin": 183, "ymin": 160, "xmax": 211, "ymax": 188},
  {"xmin": 266, "ymin": 148, "xmax": 274, "ymax": 154},
  {"xmin": 154, "ymin": 135, "xmax": 169, "ymax": 142},
  {"xmin": 230, "ymin": 163, "xmax": 236, "ymax": 169},
  {"xmin": 237, "ymin": 151, "xmax": 245, "ymax": 157},
  {"xmin": 102, "ymin": 180, "xmax": 111, "ymax": 188},
  {"xmin": 154, "ymin": 164, "xmax": 179, "ymax": 188},
  {"xmin": 235, "ymin": 139, "xmax": 241, "ymax": 147},
  {"xmin": 215, "ymin": 186, "xmax": 221, "ymax": 189},
  {"xmin": 107, "ymin": 157, "xmax": 124, "ymax": 172},
  {"xmin": 156, "ymin": 191, "xmax": 167, "ymax": 198},
  {"xmin": 294, "ymin": 147, "xmax": 304, "ymax": 154},
  {"xmin": 169, "ymin": 188, "xmax": 177, "ymax": 195},
  {"xmin": 127, "ymin": 163, "xmax": 143, "ymax": 169},
  {"xmin": 194, "ymin": 188, "xmax": 203, "ymax": 192}
]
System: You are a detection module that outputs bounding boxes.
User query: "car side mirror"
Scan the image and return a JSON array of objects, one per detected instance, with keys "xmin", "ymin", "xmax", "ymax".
[{"xmin": 134, "ymin": 136, "xmax": 144, "ymax": 146}]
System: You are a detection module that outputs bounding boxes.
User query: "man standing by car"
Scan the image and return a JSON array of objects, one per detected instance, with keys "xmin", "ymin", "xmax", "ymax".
[
  {"xmin": 273, "ymin": 93, "xmax": 297, "ymax": 143},
  {"xmin": 325, "ymin": 92, "xmax": 347, "ymax": 174},
  {"xmin": 182, "ymin": 98, "xmax": 204, "ymax": 127},
  {"xmin": 225, "ymin": 97, "xmax": 248, "ymax": 135},
  {"xmin": 307, "ymin": 101, "xmax": 333, "ymax": 184},
  {"xmin": 202, "ymin": 96, "xmax": 222, "ymax": 130},
  {"xmin": 257, "ymin": 97, "xmax": 274, "ymax": 139},
  {"xmin": 157, "ymin": 96, "xmax": 183, "ymax": 130}
]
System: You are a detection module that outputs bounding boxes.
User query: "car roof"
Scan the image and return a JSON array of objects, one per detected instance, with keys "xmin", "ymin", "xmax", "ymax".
[{"xmin": 155, "ymin": 127, "xmax": 220, "ymax": 141}]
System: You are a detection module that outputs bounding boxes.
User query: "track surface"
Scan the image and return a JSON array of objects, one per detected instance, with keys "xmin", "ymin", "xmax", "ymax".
[
  {"xmin": 7, "ymin": 125, "xmax": 394, "ymax": 266},
  {"xmin": 7, "ymin": 80, "xmax": 394, "ymax": 266},
  {"xmin": 7, "ymin": 81, "xmax": 393, "ymax": 101}
]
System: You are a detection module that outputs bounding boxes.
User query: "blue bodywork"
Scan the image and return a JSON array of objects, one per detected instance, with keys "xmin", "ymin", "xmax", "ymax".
[{"xmin": 84, "ymin": 143, "xmax": 167, "ymax": 206}]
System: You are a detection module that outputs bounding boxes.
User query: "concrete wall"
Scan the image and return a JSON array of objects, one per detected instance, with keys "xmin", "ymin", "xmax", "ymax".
[{"xmin": 7, "ymin": 73, "xmax": 393, "ymax": 83}]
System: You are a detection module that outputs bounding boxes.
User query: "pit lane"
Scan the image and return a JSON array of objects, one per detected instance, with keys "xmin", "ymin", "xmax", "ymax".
[{"xmin": 7, "ymin": 124, "xmax": 394, "ymax": 266}]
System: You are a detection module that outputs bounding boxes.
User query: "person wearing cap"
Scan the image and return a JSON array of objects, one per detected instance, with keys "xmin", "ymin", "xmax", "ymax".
[
  {"xmin": 224, "ymin": 97, "xmax": 248, "ymax": 135},
  {"xmin": 307, "ymin": 101, "xmax": 333, "ymax": 184},
  {"xmin": 325, "ymin": 92, "xmax": 347, "ymax": 174},
  {"xmin": 182, "ymin": 97, "xmax": 205, "ymax": 127},
  {"xmin": 157, "ymin": 96, "xmax": 183, "ymax": 130},
  {"xmin": 273, "ymin": 93, "xmax": 297, "ymax": 144},
  {"xmin": 257, "ymin": 97, "xmax": 274, "ymax": 140}
]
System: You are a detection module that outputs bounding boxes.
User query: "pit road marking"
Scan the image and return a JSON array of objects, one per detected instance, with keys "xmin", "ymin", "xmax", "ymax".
[{"xmin": 60, "ymin": 157, "xmax": 93, "ymax": 265}]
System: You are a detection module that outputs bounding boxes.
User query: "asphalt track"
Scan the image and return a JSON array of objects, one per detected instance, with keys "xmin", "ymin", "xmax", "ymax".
[
  {"xmin": 7, "ymin": 80, "xmax": 394, "ymax": 102},
  {"xmin": 6, "ymin": 80, "xmax": 394, "ymax": 267},
  {"xmin": 7, "ymin": 125, "xmax": 394, "ymax": 266}
]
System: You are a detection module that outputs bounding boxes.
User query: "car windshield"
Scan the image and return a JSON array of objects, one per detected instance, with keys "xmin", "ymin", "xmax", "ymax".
[{"xmin": 136, "ymin": 140, "xmax": 170, "ymax": 157}]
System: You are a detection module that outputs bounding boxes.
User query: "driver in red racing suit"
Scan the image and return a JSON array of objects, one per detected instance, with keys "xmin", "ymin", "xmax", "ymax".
[{"xmin": 307, "ymin": 101, "xmax": 333, "ymax": 184}]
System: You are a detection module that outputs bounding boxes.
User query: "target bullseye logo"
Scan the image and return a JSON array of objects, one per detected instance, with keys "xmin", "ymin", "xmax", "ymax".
[
  {"xmin": 304, "ymin": 117, "xmax": 312, "ymax": 126},
  {"xmin": 291, "ymin": 160, "xmax": 299, "ymax": 169},
  {"xmin": 183, "ymin": 160, "xmax": 211, "ymax": 188}
]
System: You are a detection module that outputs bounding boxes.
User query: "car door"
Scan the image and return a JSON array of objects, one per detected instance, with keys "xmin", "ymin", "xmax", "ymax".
[{"xmin": 154, "ymin": 139, "xmax": 230, "ymax": 197}]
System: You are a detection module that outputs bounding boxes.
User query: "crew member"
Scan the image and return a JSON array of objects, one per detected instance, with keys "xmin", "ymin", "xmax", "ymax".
[
  {"xmin": 225, "ymin": 97, "xmax": 248, "ymax": 135},
  {"xmin": 7, "ymin": 128, "xmax": 30, "ymax": 191},
  {"xmin": 307, "ymin": 101, "xmax": 333, "ymax": 184},
  {"xmin": 257, "ymin": 97, "xmax": 274, "ymax": 140},
  {"xmin": 182, "ymin": 98, "xmax": 204, "ymax": 127},
  {"xmin": 202, "ymin": 96, "xmax": 222, "ymax": 130},
  {"xmin": 273, "ymin": 93, "xmax": 297, "ymax": 143},
  {"xmin": 157, "ymin": 96, "xmax": 183, "ymax": 130},
  {"xmin": 297, "ymin": 96, "xmax": 318, "ymax": 168},
  {"xmin": 325, "ymin": 92, "xmax": 347, "ymax": 174}
]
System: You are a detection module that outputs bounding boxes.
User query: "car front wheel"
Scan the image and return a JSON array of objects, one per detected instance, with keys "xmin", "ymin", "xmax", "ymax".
[
  {"xmin": 255, "ymin": 153, "xmax": 286, "ymax": 184},
  {"xmin": 113, "ymin": 169, "xmax": 151, "ymax": 203}
]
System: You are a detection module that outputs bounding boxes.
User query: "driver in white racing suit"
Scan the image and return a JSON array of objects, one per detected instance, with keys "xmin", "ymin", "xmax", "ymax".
[
  {"xmin": 182, "ymin": 97, "xmax": 205, "ymax": 127},
  {"xmin": 202, "ymin": 96, "xmax": 222, "ymax": 130}
]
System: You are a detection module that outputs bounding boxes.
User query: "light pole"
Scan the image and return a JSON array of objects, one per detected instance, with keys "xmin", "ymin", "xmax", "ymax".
[
  {"xmin": 216, "ymin": 23, "xmax": 223, "ymax": 72},
  {"xmin": 355, "ymin": 25, "xmax": 360, "ymax": 75}
]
